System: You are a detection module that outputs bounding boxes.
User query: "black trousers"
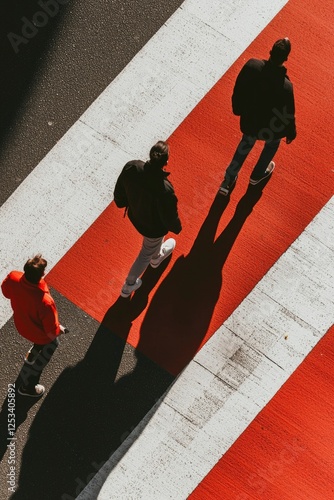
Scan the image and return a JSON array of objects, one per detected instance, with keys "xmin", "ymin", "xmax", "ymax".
[{"xmin": 22, "ymin": 338, "xmax": 59, "ymax": 390}]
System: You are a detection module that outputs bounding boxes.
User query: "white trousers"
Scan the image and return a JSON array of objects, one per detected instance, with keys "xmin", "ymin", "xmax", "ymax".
[{"xmin": 126, "ymin": 236, "xmax": 164, "ymax": 284}]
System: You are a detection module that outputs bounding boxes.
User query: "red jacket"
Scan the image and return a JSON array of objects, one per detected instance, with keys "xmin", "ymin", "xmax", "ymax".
[{"xmin": 1, "ymin": 271, "xmax": 61, "ymax": 344}]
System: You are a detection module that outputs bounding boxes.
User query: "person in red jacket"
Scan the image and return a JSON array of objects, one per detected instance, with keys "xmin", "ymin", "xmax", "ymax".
[{"xmin": 1, "ymin": 254, "xmax": 68, "ymax": 397}]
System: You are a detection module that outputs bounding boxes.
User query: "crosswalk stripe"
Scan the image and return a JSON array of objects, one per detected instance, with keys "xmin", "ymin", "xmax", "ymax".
[
  {"xmin": 73, "ymin": 0, "xmax": 334, "ymax": 496},
  {"xmin": 2, "ymin": 0, "xmax": 333, "ymax": 498},
  {"xmin": 189, "ymin": 324, "xmax": 334, "ymax": 499},
  {"xmin": 77, "ymin": 198, "xmax": 334, "ymax": 499},
  {"xmin": 0, "ymin": 0, "xmax": 287, "ymax": 329}
]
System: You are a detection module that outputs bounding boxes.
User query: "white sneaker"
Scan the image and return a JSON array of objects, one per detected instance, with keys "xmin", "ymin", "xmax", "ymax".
[
  {"xmin": 150, "ymin": 238, "xmax": 176, "ymax": 268},
  {"xmin": 121, "ymin": 278, "xmax": 142, "ymax": 298},
  {"xmin": 249, "ymin": 161, "xmax": 275, "ymax": 185},
  {"xmin": 18, "ymin": 384, "xmax": 45, "ymax": 397}
]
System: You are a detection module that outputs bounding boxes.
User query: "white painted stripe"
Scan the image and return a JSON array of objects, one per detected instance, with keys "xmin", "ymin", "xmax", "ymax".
[
  {"xmin": 77, "ymin": 196, "xmax": 334, "ymax": 500},
  {"xmin": 0, "ymin": 0, "xmax": 287, "ymax": 327}
]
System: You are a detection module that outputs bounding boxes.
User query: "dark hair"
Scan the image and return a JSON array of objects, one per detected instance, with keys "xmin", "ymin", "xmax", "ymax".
[
  {"xmin": 24, "ymin": 254, "xmax": 47, "ymax": 284},
  {"xmin": 149, "ymin": 141, "xmax": 169, "ymax": 167},
  {"xmin": 270, "ymin": 38, "xmax": 291, "ymax": 65}
]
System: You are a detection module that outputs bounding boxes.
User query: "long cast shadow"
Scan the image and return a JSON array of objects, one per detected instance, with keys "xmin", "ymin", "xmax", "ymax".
[
  {"xmin": 6, "ymin": 182, "xmax": 266, "ymax": 499},
  {"xmin": 6, "ymin": 266, "xmax": 174, "ymax": 500},
  {"xmin": 68, "ymin": 183, "xmax": 267, "ymax": 497},
  {"xmin": 137, "ymin": 183, "xmax": 266, "ymax": 375},
  {"xmin": 68, "ymin": 182, "xmax": 268, "ymax": 498}
]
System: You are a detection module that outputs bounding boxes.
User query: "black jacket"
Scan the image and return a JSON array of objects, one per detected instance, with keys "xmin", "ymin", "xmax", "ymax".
[
  {"xmin": 114, "ymin": 160, "xmax": 182, "ymax": 238},
  {"xmin": 232, "ymin": 58, "xmax": 296, "ymax": 141}
]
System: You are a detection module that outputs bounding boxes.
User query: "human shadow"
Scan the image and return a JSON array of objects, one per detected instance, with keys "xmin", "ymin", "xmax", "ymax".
[
  {"xmin": 137, "ymin": 182, "xmax": 266, "ymax": 375},
  {"xmin": 8, "ymin": 182, "xmax": 265, "ymax": 499},
  {"xmin": 0, "ymin": 255, "xmax": 169, "ymax": 456},
  {"xmin": 8, "ymin": 267, "xmax": 174, "ymax": 500}
]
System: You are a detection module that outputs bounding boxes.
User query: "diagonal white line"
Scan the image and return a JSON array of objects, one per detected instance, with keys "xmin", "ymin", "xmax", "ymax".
[
  {"xmin": 0, "ymin": 0, "xmax": 287, "ymax": 328},
  {"xmin": 78, "ymin": 196, "xmax": 334, "ymax": 500}
]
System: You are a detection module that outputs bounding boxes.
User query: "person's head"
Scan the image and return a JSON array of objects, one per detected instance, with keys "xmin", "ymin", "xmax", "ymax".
[
  {"xmin": 23, "ymin": 254, "xmax": 47, "ymax": 284},
  {"xmin": 149, "ymin": 141, "xmax": 169, "ymax": 168},
  {"xmin": 269, "ymin": 37, "xmax": 291, "ymax": 65}
]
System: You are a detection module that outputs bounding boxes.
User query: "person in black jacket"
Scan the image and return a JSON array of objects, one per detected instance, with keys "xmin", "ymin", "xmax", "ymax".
[
  {"xmin": 114, "ymin": 141, "xmax": 182, "ymax": 297},
  {"xmin": 219, "ymin": 38, "xmax": 296, "ymax": 195}
]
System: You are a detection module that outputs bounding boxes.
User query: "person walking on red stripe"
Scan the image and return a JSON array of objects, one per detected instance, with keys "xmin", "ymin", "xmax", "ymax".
[
  {"xmin": 1, "ymin": 255, "xmax": 68, "ymax": 397},
  {"xmin": 219, "ymin": 37, "xmax": 297, "ymax": 195},
  {"xmin": 114, "ymin": 141, "xmax": 182, "ymax": 298}
]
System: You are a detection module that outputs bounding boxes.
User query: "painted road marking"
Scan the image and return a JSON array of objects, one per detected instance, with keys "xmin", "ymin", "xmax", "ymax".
[
  {"xmin": 75, "ymin": 0, "xmax": 334, "ymax": 496},
  {"xmin": 189, "ymin": 325, "xmax": 334, "ymax": 499},
  {"xmin": 0, "ymin": 0, "xmax": 287, "ymax": 328},
  {"xmin": 47, "ymin": 0, "xmax": 333, "ymax": 377},
  {"xmin": 1, "ymin": 0, "xmax": 332, "ymax": 498},
  {"xmin": 77, "ymin": 197, "xmax": 334, "ymax": 500}
]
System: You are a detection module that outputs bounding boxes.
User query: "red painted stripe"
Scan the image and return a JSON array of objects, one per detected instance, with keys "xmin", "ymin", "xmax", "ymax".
[
  {"xmin": 47, "ymin": 0, "xmax": 334, "ymax": 376},
  {"xmin": 189, "ymin": 325, "xmax": 334, "ymax": 500}
]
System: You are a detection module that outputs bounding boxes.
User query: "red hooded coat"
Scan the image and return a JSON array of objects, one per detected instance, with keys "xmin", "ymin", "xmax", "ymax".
[{"xmin": 1, "ymin": 271, "xmax": 61, "ymax": 344}]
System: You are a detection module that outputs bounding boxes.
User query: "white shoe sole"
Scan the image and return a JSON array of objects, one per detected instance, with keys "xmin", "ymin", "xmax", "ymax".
[
  {"xmin": 150, "ymin": 238, "xmax": 176, "ymax": 268},
  {"xmin": 218, "ymin": 175, "xmax": 238, "ymax": 195},
  {"xmin": 120, "ymin": 278, "xmax": 142, "ymax": 297},
  {"xmin": 249, "ymin": 162, "xmax": 275, "ymax": 185}
]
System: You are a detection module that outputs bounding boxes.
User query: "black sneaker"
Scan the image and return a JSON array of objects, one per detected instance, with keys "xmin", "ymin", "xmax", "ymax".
[
  {"xmin": 249, "ymin": 161, "xmax": 275, "ymax": 185},
  {"xmin": 120, "ymin": 278, "xmax": 142, "ymax": 298},
  {"xmin": 218, "ymin": 175, "xmax": 237, "ymax": 195},
  {"xmin": 18, "ymin": 384, "xmax": 45, "ymax": 398}
]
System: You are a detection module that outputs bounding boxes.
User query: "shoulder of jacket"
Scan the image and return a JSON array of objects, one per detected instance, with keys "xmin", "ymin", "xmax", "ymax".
[
  {"xmin": 41, "ymin": 291, "xmax": 55, "ymax": 307},
  {"xmin": 245, "ymin": 58, "xmax": 265, "ymax": 69},
  {"xmin": 162, "ymin": 177, "xmax": 176, "ymax": 194},
  {"xmin": 36, "ymin": 278, "xmax": 50, "ymax": 293},
  {"xmin": 283, "ymin": 75, "xmax": 294, "ymax": 92},
  {"xmin": 123, "ymin": 160, "xmax": 144, "ymax": 171},
  {"xmin": 8, "ymin": 271, "xmax": 23, "ymax": 280}
]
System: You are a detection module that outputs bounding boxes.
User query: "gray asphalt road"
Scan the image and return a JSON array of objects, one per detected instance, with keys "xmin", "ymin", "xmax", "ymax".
[
  {"xmin": 0, "ymin": 0, "xmax": 183, "ymax": 204},
  {"xmin": 0, "ymin": 1, "xmax": 183, "ymax": 498}
]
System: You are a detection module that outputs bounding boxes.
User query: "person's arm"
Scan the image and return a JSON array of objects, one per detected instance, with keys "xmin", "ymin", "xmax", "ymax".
[
  {"xmin": 159, "ymin": 189, "xmax": 182, "ymax": 235},
  {"xmin": 285, "ymin": 83, "xmax": 297, "ymax": 143},
  {"xmin": 40, "ymin": 300, "xmax": 61, "ymax": 342},
  {"xmin": 232, "ymin": 61, "xmax": 254, "ymax": 116}
]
